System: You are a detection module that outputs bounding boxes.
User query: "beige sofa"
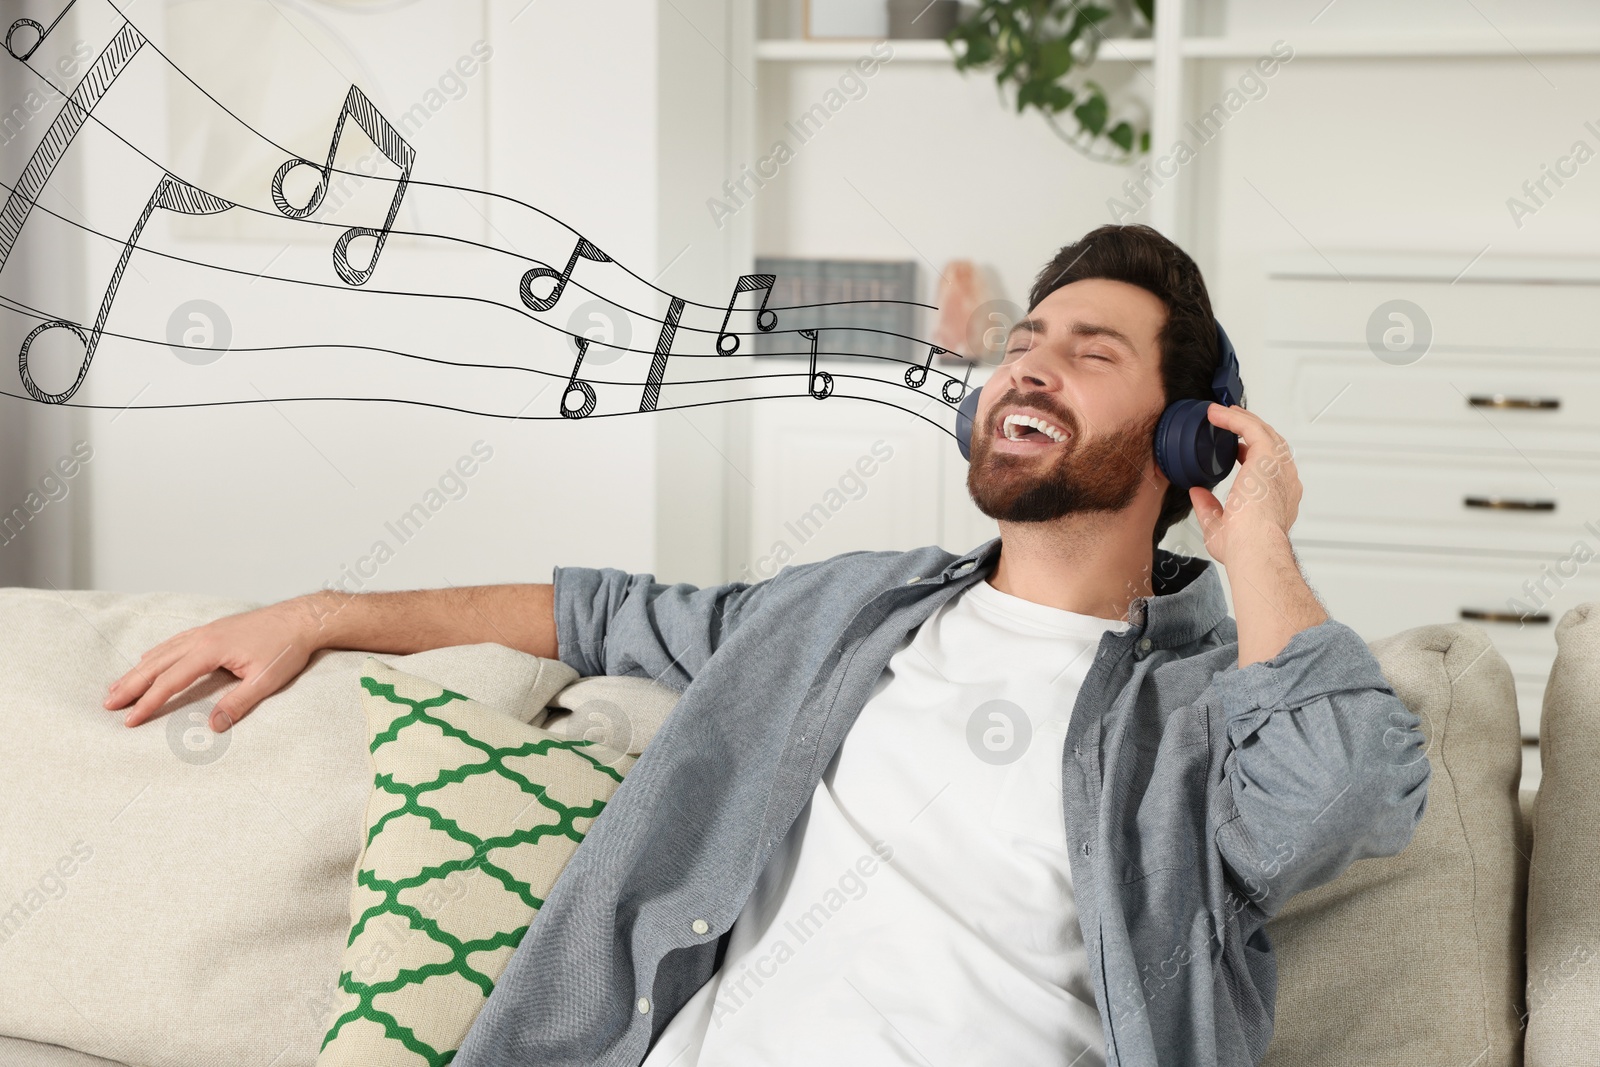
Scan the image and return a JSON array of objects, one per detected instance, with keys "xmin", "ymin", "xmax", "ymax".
[{"xmin": 0, "ymin": 586, "xmax": 1595, "ymax": 1067}]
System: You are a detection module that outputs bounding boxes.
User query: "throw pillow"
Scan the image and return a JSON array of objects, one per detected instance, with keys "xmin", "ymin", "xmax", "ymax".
[
  {"xmin": 316, "ymin": 658, "xmax": 633, "ymax": 1066},
  {"xmin": 1259, "ymin": 622, "xmax": 1526, "ymax": 1067}
]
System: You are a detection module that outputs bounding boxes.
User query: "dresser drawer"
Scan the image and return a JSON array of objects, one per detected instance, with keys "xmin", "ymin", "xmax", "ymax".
[
  {"xmin": 1289, "ymin": 544, "xmax": 1594, "ymax": 738},
  {"xmin": 1277, "ymin": 346, "xmax": 1599, "ymax": 455},
  {"xmin": 1263, "ymin": 270, "xmax": 1600, "ymax": 353},
  {"xmin": 1291, "ymin": 447, "xmax": 1600, "ymax": 556}
]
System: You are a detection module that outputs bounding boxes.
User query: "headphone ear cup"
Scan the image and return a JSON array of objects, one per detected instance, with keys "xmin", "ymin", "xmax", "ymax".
[
  {"xmin": 1154, "ymin": 398, "xmax": 1238, "ymax": 491},
  {"xmin": 956, "ymin": 385, "xmax": 983, "ymax": 462}
]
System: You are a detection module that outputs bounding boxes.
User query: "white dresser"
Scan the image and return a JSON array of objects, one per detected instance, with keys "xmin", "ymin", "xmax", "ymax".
[{"xmin": 1261, "ymin": 252, "xmax": 1600, "ymax": 739}]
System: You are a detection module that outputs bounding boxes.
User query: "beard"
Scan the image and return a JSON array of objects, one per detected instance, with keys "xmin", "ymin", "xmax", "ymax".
[{"xmin": 967, "ymin": 387, "xmax": 1163, "ymax": 524}]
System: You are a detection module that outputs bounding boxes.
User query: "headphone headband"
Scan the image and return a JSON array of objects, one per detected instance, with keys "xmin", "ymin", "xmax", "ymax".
[{"xmin": 1211, "ymin": 320, "xmax": 1243, "ymax": 408}]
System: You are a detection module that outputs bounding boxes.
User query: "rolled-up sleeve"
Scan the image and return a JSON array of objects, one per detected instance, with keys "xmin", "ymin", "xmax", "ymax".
[
  {"xmin": 1209, "ymin": 617, "xmax": 1432, "ymax": 916},
  {"xmin": 550, "ymin": 566, "xmax": 775, "ymax": 689}
]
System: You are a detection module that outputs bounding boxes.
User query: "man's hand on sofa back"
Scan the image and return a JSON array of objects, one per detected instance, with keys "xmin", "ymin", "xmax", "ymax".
[{"xmin": 104, "ymin": 584, "xmax": 560, "ymax": 731}]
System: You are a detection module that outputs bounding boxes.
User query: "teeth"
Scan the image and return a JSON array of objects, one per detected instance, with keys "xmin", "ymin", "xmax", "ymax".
[{"xmin": 1002, "ymin": 413, "xmax": 1069, "ymax": 444}]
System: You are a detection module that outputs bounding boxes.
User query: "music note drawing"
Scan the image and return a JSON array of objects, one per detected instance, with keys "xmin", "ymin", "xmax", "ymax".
[
  {"xmin": 4, "ymin": 0, "xmax": 77, "ymax": 62},
  {"xmin": 799, "ymin": 328, "xmax": 833, "ymax": 400},
  {"xmin": 520, "ymin": 237, "xmax": 610, "ymax": 314},
  {"xmin": 716, "ymin": 274, "xmax": 777, "ymax": 356},
  {"xmin": 905, "ymin": 344, "xmax": 945, "ymax": 389},
  {"xmin": 270, "ymin": 85, "xmax": 415, "ymax": 286},
  {"xmin": 560, "ymin": 337, "xmax": 599, "ymax": 419},
  {"xmin": 19, "ymin": 173, "xmax": 234, "ymax": 404}
]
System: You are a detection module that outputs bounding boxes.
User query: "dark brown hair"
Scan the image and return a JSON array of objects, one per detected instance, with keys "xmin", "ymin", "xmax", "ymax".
[{"xmin": 1026, "ymin": 223, "xmax": 1245, "ymax": 552}]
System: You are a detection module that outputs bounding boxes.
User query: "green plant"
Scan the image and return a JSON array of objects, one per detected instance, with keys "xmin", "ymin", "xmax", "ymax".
[{"xmin": 948, "ymin": 0, "xmax": 1154, "ymax": 163}]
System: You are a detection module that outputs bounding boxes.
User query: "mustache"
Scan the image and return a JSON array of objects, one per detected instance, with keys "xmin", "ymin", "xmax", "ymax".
[{"xmin": 986, "ymin": 388, "xmax": 1078, "ymax": 438}]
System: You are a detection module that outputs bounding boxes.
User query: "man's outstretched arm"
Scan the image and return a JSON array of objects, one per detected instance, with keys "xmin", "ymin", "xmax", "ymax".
[{"xmin": 104, "ymin": 584, "xmax": 557, "ymax": 732}]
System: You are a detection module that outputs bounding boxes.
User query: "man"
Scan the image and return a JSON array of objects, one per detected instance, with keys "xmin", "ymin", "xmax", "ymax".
[{"xmin": 106, "ymin": 224, "xmax": 1430, "ymax": 1067}]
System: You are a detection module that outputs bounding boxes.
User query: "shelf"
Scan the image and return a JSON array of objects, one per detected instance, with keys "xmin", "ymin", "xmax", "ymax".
[
  {"xmin": 756, "ymin": 31, "xmax": 1600, "ymax": 64},
  {"xmin": 1185, "ymin": 30, "xmax": 1600, "ymax": 58},
  {"xmin": 756, "ymin": 38, "xmax": 952, "ymax": 61},
  {"xmin": 755, "ymin": 36, "xmax": 1153, "ymax": 62}
]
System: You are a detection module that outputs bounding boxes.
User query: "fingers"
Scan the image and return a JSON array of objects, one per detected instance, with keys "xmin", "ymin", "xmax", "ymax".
[
  {"xmin": 208, "ymin": 644, "xmax": 300, "ymax": 731},
  {"xmin": 120, "ymin": 654, "xmax": 225, "ymax": 728},
  {"xmin": 1205, "ymin": 402, "xmax": 1278, "ymax": 447},
  {"xmin": 1189, "ymin": 485, "xmax": 1223, "ymax": 525},
  {"xmin": 105, "ymin": 630, "xmax": 197, "ymax": 709},
  {"xmin": 1206, "ymin": 403, "xmax": 1295, "ymax": 474}
]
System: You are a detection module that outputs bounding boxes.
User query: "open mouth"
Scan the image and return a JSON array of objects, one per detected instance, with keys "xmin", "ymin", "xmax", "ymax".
[{"xmin": 994, "ymin": 412, "xmax": 1071, "ymax": 452}]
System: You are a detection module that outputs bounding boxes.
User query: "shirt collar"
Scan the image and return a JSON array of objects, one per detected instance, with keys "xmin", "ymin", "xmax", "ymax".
[{"xmin": 935, "ymin": 536, "xmax": 1229, "ymax": 649}]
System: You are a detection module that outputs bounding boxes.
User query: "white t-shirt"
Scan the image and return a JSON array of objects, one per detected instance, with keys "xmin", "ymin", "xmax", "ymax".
[{"xmin": 641, "ymin": 577, "xmax": 1130, "ymax": 1067}]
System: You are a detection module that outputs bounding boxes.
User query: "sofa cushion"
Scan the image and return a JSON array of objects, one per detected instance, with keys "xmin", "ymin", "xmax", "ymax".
[
  {"xmin": 1260, "ymin": 622, "xmax": 1526, "ymax": 1067},
  {"xmin": 1524, "ymin": 602, "xmax": 1600, "ymax": 1066},
  {"xmin": 317, "ymin": 660, "xmax": 633, "ymax": 1065},
  {"xmin": 0, "ymin": 588, "xmax": 576, "ymax": 1067},
  {"xmin": 537, "ymin": 673, "xmax": 684, "ymax": 754}
]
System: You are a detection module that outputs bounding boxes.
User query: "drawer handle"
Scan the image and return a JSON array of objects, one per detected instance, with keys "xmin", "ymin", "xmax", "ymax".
[
  {"xmin": 1463, "ymin": 496, "xmax": 1555, "ymax": 511},
  {"xmin": 1467, "ymin": 394, "xmax": 1559, "ymax": 411},
  {"xmin": 1461, "ymin": 609, "xmax": 1551, "ymax": 625}
]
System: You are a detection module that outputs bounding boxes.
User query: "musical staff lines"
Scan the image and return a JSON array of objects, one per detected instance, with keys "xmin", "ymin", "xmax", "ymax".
[{"xmin": 0, "ymin": 0, "xmax": 984, "ymax": 439}]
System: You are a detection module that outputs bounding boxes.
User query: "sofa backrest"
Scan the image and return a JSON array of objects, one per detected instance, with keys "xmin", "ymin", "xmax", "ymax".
[{"xmin": 0, "ymin": 588, "xmax": 576, "ymax": 1067}]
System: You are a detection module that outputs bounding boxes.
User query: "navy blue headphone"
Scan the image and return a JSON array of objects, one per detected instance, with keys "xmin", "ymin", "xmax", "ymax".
[{"xmin": 955, "ymin": 319, "xmax": 1245, "ymax": 492}]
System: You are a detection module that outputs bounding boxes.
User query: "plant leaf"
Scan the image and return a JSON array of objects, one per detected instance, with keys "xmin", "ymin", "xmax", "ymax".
[
  {"xmin": 1036, "ymin": 36, "xmax": 1076, "ymax": 81},
  {"xmin": 1073, "ymin": 92, "xmax": 1108, "ymax": 135},
  {"xmin": 1045, "ymin": 83, "xmax": 1076, "ymax": 112}
]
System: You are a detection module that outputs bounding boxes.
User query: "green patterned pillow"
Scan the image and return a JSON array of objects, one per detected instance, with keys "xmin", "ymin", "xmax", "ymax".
[{"xmin": 317, "ymin": 657, "xmax": 634, "ymax": 1066}]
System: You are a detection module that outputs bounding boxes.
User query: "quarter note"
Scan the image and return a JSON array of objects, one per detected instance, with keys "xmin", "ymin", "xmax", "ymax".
[
  {"xmin": 0, "ymin": 21, "xmax": 145, "ymax": 273},
  {"xmin": 716, "ymin": 273, "xmax": 777, "ymax": 355},
  {"xmin": 19, "ymin": 173, "xmax": 234, "ymax": 404},
  {"xmin": 5, "ymin": 0, "xmax": 78, "ymax": 62},
  {"xmin": 905, "ymin": 344, "xmax": 946, "ymax": 389},
  {"xmin": 942, "ymin": 360, "xmax": 975, "ymax": 404},
  {"xmin": 800, "ymin": 329, "xmax": 833, "ymax": 400},
  {"xmin": 560, "ymin": 337, "xmax": 598, "ymax": 419},
  {"xmin": 640, "ymin": 297, "xmax": 684, "ymax": 413},
  {"xmin": 520, "ymin": 237, "xmax": 610, "ymax": 314},
  {"xmin": 269, "ymin": 85, "xmax": 415, "ymax": 287}
]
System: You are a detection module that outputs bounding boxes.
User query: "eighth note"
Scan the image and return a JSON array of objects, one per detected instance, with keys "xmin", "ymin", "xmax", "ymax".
[
  {"xmin": 270, "ymin": 85, "xmax": 415, "ymax": 287},
  {"xmin": 905, "ymin": 344, "xmax": 946, "ymax": 389},
  {"xmin": 19, "ymin": 173, "xmax": 234, "ymax": 404},
  {"xmin": 716, "ymin": 273, "xmax": 777, "ymax": 356},
  {"xmin": 561, "ymin": 337, "xmax": 599, "ymax": 419},
  {"xmin": 800, "ymin": 329, "xmax": 833, "ymax": 400},
  {"xmin": 521, "ymin": 237, "xmax": 610, "ymax": 314},
  {"xmin": 4, "ymin": 0, "xmax": 77, "ymax": 62},
  {"xmin": 942, "ymin": 360, "xmax": 975, "ymax": 404}
]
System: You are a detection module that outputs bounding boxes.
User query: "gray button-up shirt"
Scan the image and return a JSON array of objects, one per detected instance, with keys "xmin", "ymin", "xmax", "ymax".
[{"xmin": 454, "ymin": 537, "xmax": 1431, "ymax": 1067}]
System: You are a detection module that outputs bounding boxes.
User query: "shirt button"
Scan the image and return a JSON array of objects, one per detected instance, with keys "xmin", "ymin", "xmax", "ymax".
[
  {"xmin": 637, "ymin": 997, "xmax": 651, "ymax": 1014},
  {"xmin": 691, "ymin": 918, "xmax": 710, "ymax": 935},
  {"xmin": 1138, "ymin": 637, "xmax": 1152, "ymax": 652},
  {"xmin": 906, "ymin": 576, "xmax": 921, "ymax": 584}
]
